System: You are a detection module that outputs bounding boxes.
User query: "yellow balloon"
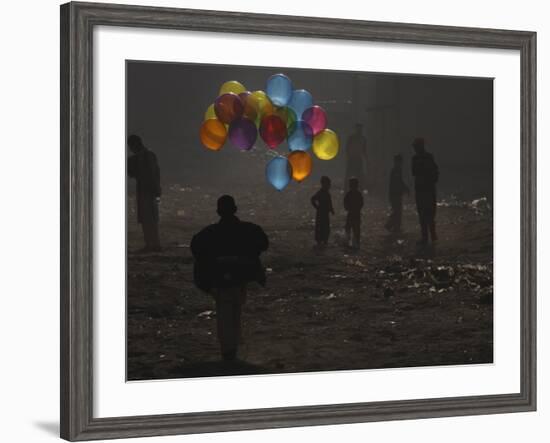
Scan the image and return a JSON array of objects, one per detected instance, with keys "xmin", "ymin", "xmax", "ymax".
[
  {"xmin": 204, "ymin": 103, "xmax": 228, "ymax": 129},
  {"xmin": 219, "ymin": 80, "xmax": 246, "ymax": 96},
  {"xmin": 200, "ymin": 118, "xmax": 227, "ymax": 151},
  {"xmin": 250, "ymin": 90, "xmax": 274, "ymax": 121},
  {"xmin": 312, "ymin": 129, "xmax": 339, "ymax": 160},
  {"xmin": 240, "ymin": 91, "xmax": 259, "ymax": 123},
  {"xmin": 204, "ymin": 103, "xmax": 216, "ymax": 121}
]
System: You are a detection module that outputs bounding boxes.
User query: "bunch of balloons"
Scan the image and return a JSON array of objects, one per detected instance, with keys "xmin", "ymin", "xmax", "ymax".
[{"xmin": 199, "ymin": 74, "xmax": 340, "ymax": 190}]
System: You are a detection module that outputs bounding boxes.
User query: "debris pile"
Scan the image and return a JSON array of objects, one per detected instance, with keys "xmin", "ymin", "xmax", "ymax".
[
  {"xmin": 372, "ymin": 257, "xmax": 493, "ymax": 301},
  {"xmin": 437, "ymin": 195, "xmax": 492, "ymax": 217}
]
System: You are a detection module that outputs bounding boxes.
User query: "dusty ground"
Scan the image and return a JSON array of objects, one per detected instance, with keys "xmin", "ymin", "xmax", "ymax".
[{"xmin": 127, "ymin": 182, "xmax": 493, "ymax": 380}]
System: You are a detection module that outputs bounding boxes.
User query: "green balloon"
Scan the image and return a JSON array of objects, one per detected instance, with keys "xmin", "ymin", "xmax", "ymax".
[{"xmin": 273, "ymin": 106, "xmax": 297, "ymax": 130}]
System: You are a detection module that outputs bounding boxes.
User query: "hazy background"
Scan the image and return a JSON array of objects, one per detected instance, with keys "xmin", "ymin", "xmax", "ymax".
[{"xmin": 127, "ymin": 61, "xmax": 493, "ymax": 199}]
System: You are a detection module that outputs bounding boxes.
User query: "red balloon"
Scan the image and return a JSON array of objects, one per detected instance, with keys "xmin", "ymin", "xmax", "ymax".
[
  {"xmin": 259, "ymin": 114, "xmax": 287, "ymax": 148},
  {"xmin": 214, "ymin": 93, "xmax": 244, "ymax": 124}
]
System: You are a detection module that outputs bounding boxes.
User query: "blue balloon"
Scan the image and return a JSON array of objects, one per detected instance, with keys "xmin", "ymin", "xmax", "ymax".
[
  {"xmin": 266, "ymin": 156, "xmax": 292, "ymax": 191},
  {"xmin": 266, "ymin": 74, "xmax": 293, "ymax": 107},
  {"xmin": 288, "ymin": 89, "xmax": 313, "ymax": 119},
  {"xmin": 287, "ymin": 120, "xmax": 313, "ymax": 151}
]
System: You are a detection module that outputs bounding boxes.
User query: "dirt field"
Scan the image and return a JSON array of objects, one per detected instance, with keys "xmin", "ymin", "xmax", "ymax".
[{"xmin": 127, "ymin": 182, "xmax": 493, "ymax": 380}]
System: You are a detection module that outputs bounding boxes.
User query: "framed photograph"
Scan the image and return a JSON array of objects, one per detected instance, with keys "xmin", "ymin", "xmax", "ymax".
[{"xmin": 60, "ymin": 1, "xmax": 536, "ymax": 441}]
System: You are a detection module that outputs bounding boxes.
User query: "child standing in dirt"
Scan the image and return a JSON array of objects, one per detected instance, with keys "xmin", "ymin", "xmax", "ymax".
[
  {"xmin": 344, "ymin": 177, "xmax": 364, "ymax": 249},
  {"xmin": 311, "ymin": 176, "xmax": 335, "ymax": 246}
]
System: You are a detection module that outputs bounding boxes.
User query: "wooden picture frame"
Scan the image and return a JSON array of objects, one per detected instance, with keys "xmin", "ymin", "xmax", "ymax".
[{"xmin": 60, "ymin": 1, "xmax": 536, "ymax": 440}]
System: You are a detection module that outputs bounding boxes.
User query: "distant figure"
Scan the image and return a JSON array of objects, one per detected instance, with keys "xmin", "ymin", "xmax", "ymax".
[
  {"xmin": 127, "ymin": 135, "xmax": 162, "ymax": 252},
  {"xmin": 311, "ymin": 176, "xmax": 335, "ymax": 246},
  {"xmin": 411, "ymin": 138, "xmax": 439, "ymax": 244},
  {"xmin": 344, "ymin": 123, "xmax": 368, "ymax": 192},
  {"xmin": 385, "ymin": 154, "xmax": 410, "ymax": 233},
  {"xmin": 191, "ymin": 195, "xmax": 269, "ymax": 361},
  {"xmin": 344, "ymin": 177, "xmax": 364, "ymax": 249}
]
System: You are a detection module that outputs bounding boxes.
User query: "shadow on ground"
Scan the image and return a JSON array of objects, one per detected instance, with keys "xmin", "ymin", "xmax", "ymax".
[{"xmin": 171, "ymin": 360, "xmax": 267, "ymax": 378}]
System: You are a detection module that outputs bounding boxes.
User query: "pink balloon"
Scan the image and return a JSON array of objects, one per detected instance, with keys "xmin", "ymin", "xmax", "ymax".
[{"xmin": 302, "ymin": 105, "xmax": 328, "ymax": 136}]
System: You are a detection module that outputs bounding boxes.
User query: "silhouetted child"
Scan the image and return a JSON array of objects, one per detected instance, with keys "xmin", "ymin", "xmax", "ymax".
[
  {"xmin": 385, "ymin": 154, "xmax": 409, "ymax": 233},
  {"xmin": 311, "ymin": 176, "xmax": 335, "ymax": 246},
  {"xmin": 344, "ymin": 177, "xmax": 364, "ymax": 249}
]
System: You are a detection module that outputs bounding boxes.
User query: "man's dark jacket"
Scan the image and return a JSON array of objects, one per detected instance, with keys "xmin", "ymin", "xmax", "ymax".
[
  {"xmin": 412, "ymin": 151, "xmax": 439, "ymax": 191},
  {"xmin": 191, "ymin": 215, "xmax": 269, "ymax": 291}
]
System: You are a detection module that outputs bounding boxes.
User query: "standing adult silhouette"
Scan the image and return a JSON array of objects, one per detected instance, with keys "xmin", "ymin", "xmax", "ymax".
[
  {"xmin": 385, "ymin": 154, "xmax": 410, "ymax": 233},
  {"xmin": 344, "ymin": 177, "xmax": 364, "ymax": 249},
  {"xmin": 191, "ymin": 195, "xmax": 269, "ymax": 361},
  {"xmin": 127, "ymin": 134, "xmax": 162, "ymax": 252},
  {"xmin": 344, "ymin": 123, "xmax": 368, "ymax": 192},
  {"xmin": 411, "ymin": 137, "xmax": 439, "ymax": 245}
]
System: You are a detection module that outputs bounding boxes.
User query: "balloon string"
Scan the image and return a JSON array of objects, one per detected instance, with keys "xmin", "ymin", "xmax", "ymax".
[{"xmin": 254, "ymin": 146, "xmax": 284, "ymax": 159}]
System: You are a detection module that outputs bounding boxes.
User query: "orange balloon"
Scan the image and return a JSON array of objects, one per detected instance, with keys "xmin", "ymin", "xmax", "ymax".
[
  {"xmin": 200, "ymin": 118, "xmax": 227, "ymax": 151},
  {"xmin": 288, "ymin": 150, "xmax": 313, "ymax": 182}
]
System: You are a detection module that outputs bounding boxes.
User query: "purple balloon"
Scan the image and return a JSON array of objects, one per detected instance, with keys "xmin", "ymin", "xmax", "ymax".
[
  {"xmin": 228, "ymin": 118, "xmax": 257, "ymax": 150},
  {"xmin": 302, "ymin": 105, "xmax": 327, "ymax": 136}
]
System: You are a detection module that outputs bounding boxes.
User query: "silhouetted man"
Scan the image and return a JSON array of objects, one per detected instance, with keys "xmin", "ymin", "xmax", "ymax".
[
  {"xmin": 344, "ymin": 124, "xmax": 368, "ymax": 191},
  {"xmin": 385, "ymin": 154, "xmax": 409, "ymax": 233},
  {"xmin": 191, "ymin": 195, "xmax": 269, "ymax": 361},
  {"xmin": 127, "ymin": 135, "xmax": 162, "ymax": 252},
  {"xmin": 411, "ymin": 138, "xmax": 439, "ymax": 244},
  {"xmin": 344, "ymin": 177, "xmax": 364, "ymax": 249}
]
